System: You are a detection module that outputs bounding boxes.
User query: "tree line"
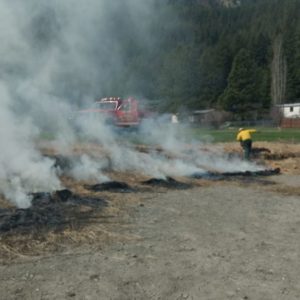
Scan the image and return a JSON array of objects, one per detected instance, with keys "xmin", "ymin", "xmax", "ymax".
[{"xmin": 107, "ymin": 0, "xmax": 300, "ymax": 120}]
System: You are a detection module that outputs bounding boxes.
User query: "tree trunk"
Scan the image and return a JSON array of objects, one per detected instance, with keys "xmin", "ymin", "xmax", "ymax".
[{"xmin": 271, "ymin": 35, "xmax": 287, "ymax": 106}]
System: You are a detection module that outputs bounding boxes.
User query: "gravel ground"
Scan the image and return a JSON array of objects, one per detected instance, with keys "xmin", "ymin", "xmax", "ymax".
[{"xmin": 1, "ymin": 178, "xmax": 300, "ymax": 300}]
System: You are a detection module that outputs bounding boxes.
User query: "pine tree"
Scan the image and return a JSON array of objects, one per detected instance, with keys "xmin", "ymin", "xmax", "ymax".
[{"xmin": 218, "ymin": 48, "xmax": 259, "ymax": 119}]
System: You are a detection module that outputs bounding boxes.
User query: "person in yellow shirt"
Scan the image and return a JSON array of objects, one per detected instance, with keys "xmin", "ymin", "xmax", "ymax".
[{"xmin": 236, "ymin": 128, "xmax": 257, "ymax": 160}]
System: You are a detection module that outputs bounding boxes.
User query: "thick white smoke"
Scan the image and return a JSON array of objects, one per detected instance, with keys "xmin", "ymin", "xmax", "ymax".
[
  {"xmin": 0, "ymin": 83, "xmax": 61, "ymax": 208},
  {"xmin": 70, "ymin": 154, "xmax": 109, "ymax": 182},
  {"xmin": 0, "ymin": 0, "xmax": 157, "ymax": 206},
  {"xmin": 0, "ymin": 0, "xmax": 264, "ymax": 207}
]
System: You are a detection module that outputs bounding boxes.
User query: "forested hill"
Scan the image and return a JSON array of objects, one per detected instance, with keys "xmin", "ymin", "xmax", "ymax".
[{"xmin": 110, "ymin": 0, "xmax": 300, "ymax": 119}]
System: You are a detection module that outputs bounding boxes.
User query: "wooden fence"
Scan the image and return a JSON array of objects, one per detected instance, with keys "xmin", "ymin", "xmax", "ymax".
[{"xmin": 281, "ymin": 118, "xmax": 300, "ymax": 128}]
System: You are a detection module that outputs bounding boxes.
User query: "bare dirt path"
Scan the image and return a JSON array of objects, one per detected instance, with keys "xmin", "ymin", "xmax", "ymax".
[{"xmin": 1, "ymin": 179, "xmax": 300, "ymax": 300}]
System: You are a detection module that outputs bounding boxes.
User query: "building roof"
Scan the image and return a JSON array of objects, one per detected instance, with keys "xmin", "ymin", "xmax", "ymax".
[{"xmin": 276, "ymin": 103, "xmax": 300, "ymax": 107}]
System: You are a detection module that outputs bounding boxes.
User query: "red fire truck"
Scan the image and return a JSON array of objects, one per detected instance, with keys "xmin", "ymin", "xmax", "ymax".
[{"xmin": 79, "ymin": 97, "xmax": 144, "ymax": 127}]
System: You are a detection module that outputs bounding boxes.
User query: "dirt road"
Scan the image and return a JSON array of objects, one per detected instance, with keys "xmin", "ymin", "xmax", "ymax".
[{"xmin": 1, "ymin": 178, "xmax": 300, "ymax": 300}]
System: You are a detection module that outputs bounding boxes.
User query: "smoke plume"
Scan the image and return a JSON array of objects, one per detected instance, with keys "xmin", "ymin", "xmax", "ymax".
[{"xmin": 0, "ymin": 0, "xmax": 263, "ymax": 207}]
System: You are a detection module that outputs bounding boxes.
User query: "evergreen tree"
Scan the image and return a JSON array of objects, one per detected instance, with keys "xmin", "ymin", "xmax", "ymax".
[
  {"xmin": 158, "ymin": 45, "xmax": 201, "ymax": 112},
  {"xmin": 97, "ymin": 0, "xmax": 300, "ymax": 117},
  {"xmin": 218, "ymin": 49, "xmax": 259, "ymax": 119}
]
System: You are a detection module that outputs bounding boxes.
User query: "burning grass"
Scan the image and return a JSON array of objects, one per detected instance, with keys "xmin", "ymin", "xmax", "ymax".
[
  {"xmin": 1, "ymin": 141, "xmax": 299, "ymax": 261},
  {"xmin": 0, "ymin": 173, "xmax": 147, "ymax": 261},
  {"xmin": 190, "ymin": 167, "xmax": 280, "ymax": 179},
  {"xmin": 0, "ymin": 189, "xmax": 107, "ymax": 233},
  {"xmin": 0, "ymin": 186, "xmax": 138, "ymax": 261}
]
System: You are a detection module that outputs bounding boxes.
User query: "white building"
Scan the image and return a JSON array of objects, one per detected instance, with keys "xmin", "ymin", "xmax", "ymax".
[{"xmin": 277, "ymin": 103, "xmax": 300, "ymax": 118}]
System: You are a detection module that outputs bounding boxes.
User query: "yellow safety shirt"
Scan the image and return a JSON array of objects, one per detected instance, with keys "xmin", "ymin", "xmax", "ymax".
[{"xmin": 236, "ymin": 129, "xmax": 257, "ymax": 141}]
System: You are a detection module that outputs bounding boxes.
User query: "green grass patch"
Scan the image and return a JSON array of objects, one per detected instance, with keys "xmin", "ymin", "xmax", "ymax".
[
  {"xmin": 188, "ymin": 127, "xmax": 300, "ymax": 143},
  {"xmin": 38, "ymin": 127, "xmax": 300, "ymax": 144}
]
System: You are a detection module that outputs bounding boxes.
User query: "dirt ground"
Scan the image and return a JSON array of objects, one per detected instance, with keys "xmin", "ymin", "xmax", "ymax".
[{"xmin": 0, "ymin": 142, "xmax": 300, "ymax": 300}]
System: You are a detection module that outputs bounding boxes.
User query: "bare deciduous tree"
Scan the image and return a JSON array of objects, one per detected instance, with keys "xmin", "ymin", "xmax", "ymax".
[{"xmin": 271, "ymin": 35, "xmax": 287, "ymax": 106}]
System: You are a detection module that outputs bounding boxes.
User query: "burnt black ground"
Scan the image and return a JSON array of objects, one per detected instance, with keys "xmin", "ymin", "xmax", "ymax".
[
  {"xmin": 141, "ymin": 177, "xmax": 192, "ymax": 189},
  {"xmin": 84, "ymin": 181, "xmax": 134, "ymax": 193},
  {"xmin": 0, "ymin": 190, "xmax": 107, "ymax": 233},
  {"xmin": 191, "ymin": 167, "xmax": 281, "ymax": 180},
  {"xmin": 0, "ymin": 181, "xmax": 300, "ymax": 300},
  {"xmin": 0, "ymin": 171, "xmax": 277, "ymax": 234}
]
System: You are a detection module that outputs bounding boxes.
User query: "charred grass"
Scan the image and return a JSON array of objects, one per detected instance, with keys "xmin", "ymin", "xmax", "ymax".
[
  {"xmin": 1, "ymin": 142, "xmax": 299, "ymax": 261},
  {"xmin": 0, "ymin": 203, "xmax": 138, "ymax": 262}
]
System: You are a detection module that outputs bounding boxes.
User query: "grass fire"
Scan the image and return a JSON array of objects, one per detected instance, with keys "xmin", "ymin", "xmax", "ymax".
[{"xmin": 0, "ymin": 1, "xmax": 300, "ymax": 299}]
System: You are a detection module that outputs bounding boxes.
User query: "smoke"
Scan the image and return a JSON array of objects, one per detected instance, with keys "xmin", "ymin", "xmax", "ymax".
[
  {"xmin": 0, "ymin": 0, "xmax": 264, "ymax": 207},
  {"xmin": 70, "ymin": 154, "xmax": 109, "ymax": 182},
  {"xmin": 0, "ymin": 83, "xmax": 61, "ymax": 208},
  {"xmin": 0, "ymin": 0, "xmax": 158, "ymax": 206}
]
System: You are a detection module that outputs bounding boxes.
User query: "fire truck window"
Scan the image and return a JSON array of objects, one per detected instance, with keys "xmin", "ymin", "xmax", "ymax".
[
  {"xmin": 121, "ymin": 102, "xmax": 131, "ymax": 112},
  {"xmin": 96, "ymin": 102, "xmax": 117, "ymax": 110}
]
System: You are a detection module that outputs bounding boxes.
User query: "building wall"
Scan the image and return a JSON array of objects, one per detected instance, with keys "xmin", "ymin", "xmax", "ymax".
[
  {"xmin": 281, "ymin": 105, "xmax": 300, "ymax": 118},
  {"xmin": 281, "ymin": 118, "xmax": 300, "ymax": 128}
]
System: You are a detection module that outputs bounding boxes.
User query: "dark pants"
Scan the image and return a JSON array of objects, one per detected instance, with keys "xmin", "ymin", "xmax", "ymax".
[{"xmin": 241, "ymin": 139, "xmax": 252, "ymax": 160}]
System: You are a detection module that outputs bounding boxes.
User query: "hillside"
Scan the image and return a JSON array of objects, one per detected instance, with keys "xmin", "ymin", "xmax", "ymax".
[{"xmin": 118, "ymin": 0, "xmax": 300, "ymax": 120}]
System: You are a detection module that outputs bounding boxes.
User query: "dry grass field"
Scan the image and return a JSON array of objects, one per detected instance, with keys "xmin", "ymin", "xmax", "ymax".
[{"xmin": 0, "ymin": 141, "xmax": 299, "ymax": 300}]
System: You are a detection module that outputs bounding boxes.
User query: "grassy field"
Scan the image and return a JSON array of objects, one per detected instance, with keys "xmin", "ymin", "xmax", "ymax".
[
  {"xmin": 188, "ymin": 127, "xmax": 300, "ymax": 143},
  {"xmin": 39, "ymin": 127, "xmax": 300, "ymax": 144}
]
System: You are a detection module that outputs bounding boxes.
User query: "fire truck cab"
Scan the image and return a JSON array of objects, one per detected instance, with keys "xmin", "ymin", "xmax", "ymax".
[{"xmin": 90, "ymin": 97, "xmax": 140, "ymax": 127}]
